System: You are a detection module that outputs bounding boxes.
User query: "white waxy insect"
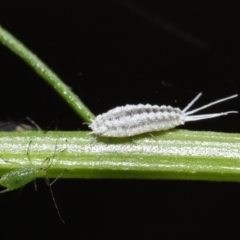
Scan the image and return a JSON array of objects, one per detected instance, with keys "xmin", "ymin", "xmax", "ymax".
[{"xmin": 89, "ymin": 93, "xmax": 238, "ymax": 137}]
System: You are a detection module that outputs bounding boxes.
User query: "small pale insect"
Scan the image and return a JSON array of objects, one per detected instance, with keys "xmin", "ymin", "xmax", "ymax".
[
  {"xmin": 0, "ymin": 117, "xmax": 41, "ymax": 132},
  {"xmin": 89, "ymin": 93, "xmax": 238, "ymax": 137},
  {"xmin": 0, "ymin": 140, "xmax": 65, "ymax": 223}
]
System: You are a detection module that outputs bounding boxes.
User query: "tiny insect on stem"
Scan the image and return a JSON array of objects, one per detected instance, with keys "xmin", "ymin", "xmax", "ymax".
[
  {"xmin": 89, "ymin": 93, "xmax": 238, "ymax": 137},
  {"xmin": 0, "ymin": 117, "xmax": 41, "ymax": 132},
  {"xmin": 0, "ymin": 140, "xmax": 66, "ymax": 224}
]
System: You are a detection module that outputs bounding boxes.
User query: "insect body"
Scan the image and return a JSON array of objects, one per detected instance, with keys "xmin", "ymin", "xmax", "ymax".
[
  {"xmin": 0, "ymin": 117, "xmax": 41, "ymax": 132},
  {"xmin": 0, "ymin": 141, "xmax": 65, "ymax": 223},
  {"xmin": 0, "ymin": 167, "xmax": 47, "ymax": 191},
  {"xmin": 89, "ymin": 93, "xmax": 238, "ymax": 137}
]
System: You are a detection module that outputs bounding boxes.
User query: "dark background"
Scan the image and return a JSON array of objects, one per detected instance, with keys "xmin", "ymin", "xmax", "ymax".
[{"xmin": 0, "ymin": 1, "xmax": 240, "ymax": 238}]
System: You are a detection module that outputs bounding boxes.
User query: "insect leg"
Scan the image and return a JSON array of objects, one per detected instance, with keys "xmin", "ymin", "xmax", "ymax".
[
  {"xmin": 49, "ymin": 170, "xmax": 67, "ymax": 186},
  {"xmin": 27, "ymin": 140, "xmax": 33, "ymax": 165},
  {"xmin": 130, "ymin": 136, "xmax": 137, "ymax": 144},
  {"xmin": 149, "ymin": 133, "xmax": 157, "ymax": 141},
  {"xmin": 89, "ymin": 135, "xmax": 97, "ymax": 145},
  {"xmin": 42, "ymin": 149, "xmax": 66, "ymax": 170},
  {"xmin": 45, "ymin": 176, "xmax": 65, "ymax": 224}
]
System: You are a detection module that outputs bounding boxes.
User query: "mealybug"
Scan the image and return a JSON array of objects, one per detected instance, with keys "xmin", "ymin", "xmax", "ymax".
[
  {"xmin": 0, "ymin": 140, "xmax": 65, "ymax": 223},
  {"xmin": 89, "ymin": 93, "xmax": 238, "ymax": 137}
]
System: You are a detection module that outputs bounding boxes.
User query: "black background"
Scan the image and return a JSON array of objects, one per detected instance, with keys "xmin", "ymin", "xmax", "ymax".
[{"xmin": 0, "ymin": 1, "xmax": 240, "ymax": 238}]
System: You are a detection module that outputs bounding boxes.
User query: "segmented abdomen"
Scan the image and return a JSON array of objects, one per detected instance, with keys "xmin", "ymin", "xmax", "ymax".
[{"xmin": 89, "ymin": 104, "xmax": 185, "ymax": 137}]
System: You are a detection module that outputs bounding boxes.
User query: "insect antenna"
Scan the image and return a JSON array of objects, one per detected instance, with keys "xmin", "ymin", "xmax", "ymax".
[
  {"xmin": 42, "ymin": 146, "xmax": 66, "ymax": 223},
  {"xmin": 0, "ymin": 156, "xmax": 25, "ymax": 168},
  {"xmin": 182, "ymin": 93, "xmax": 238, "ymax": 121}
]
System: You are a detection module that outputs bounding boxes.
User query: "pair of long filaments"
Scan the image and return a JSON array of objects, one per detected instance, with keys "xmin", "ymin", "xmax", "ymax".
[{"xmin": 183, "ymin": 93, "xmax": 238, "ymax": 121}]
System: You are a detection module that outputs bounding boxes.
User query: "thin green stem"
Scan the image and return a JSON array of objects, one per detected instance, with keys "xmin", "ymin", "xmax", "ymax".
[
  {"xmin": 0, "ymin": 24, "xmax": 94, "ymax": 122},
  {"xmin": 0, "ymin": 130, "xmax": 240, "ymax": 181}
]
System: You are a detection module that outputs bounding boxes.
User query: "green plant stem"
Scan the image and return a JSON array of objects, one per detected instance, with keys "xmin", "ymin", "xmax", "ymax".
[
  {"xmin": 0, "ymin": 130, "xmax": 240, "ymax": 181},
  {"xmin": 0, "ymin": 25, "xmax": 239, "ymax": 182},
  {"xmin": 0, "ymin": 24, "xmax": 94, "ymax": 122}
]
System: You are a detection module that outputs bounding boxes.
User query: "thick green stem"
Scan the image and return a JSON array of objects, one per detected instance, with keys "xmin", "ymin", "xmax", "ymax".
[
  {"xmin": 0, "ymin": 25, "xmax": 94, "ymax": 122},
  {"xmin": 0, "ymin": 130, "xmax": 240, "ymax": 181}
]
